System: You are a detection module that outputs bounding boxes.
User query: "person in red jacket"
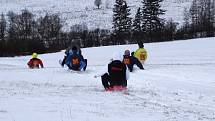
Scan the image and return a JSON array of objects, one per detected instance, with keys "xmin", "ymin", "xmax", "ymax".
[{"xmin": 27, "ymin": 53, "xmax": 44, "ymax": 69}]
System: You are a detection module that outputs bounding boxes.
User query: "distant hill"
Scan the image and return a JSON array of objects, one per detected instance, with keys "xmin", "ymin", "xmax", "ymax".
[{"xmin": 0, "ymin": 0, "xmax": 192, "ymax": 30}]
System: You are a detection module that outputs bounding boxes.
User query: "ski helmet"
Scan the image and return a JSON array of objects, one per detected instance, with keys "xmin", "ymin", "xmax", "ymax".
[
  {"xmin": 32, "ymin": 52, "xmax": 38, "ymax": 58},
  {"xmin": 124, "ymin": 50, "xmax": 130, "ymax": 55}
]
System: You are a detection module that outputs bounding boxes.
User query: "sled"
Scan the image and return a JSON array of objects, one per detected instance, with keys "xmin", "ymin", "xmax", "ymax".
[{"xmin": 105, "ymin": 86, "xmax": 127, "ymax": 92}]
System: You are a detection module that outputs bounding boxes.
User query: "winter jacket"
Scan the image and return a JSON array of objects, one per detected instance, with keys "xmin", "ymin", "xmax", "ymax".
[
  {"xmin": 65, "ymin": 50, "xmax": 86, "ymax": 71},
  {"xmin": 95, "ymin": 61, "xmax": 129, "ymax": 80},
  {"xmin": 134, "ymin": 48, "xmax": 148, "ymax": 63},
  {"xmin": 108, "ymin": 60, "xmax": 127, "ymax": 87},
  {"xmin": 123, "ymin": 55, "xmax": 144, "ymax": 72},
  {"xmin": 28, "ymin": 58, "xmax": 43, "ymax": 68}
]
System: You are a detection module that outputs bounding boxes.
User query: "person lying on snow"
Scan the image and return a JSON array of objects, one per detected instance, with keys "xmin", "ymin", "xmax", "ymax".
[
  {"xmin": 27, "ymin": 52, "xmax": 44, "ymax": 69},
  {"xmin": 122, "ymin": 50, "xmax": 144, "ymax": 72},
  {"xmin": 63, "ymin": 46, "xmax": 87, "ymax": 71},
  {"xmin": 94, "ymin": 53, "xmax": 129, "ymax": 91}
]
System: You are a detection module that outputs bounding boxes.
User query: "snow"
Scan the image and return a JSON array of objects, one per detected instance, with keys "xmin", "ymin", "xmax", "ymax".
[
  {"xmin": 0, "ymin": 37, "xmax": 215, "ymax": 121},
  {"xmin": 0, "ymin": 0, "xmax": 192, "ymax": 30}
]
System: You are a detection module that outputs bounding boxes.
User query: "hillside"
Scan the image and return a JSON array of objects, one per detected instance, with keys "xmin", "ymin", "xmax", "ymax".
[
  {"xmin": 0, "ymin": 38, "xmax": 215, "ymax": 121},
  {"xmin": 0, "ymin": 0, "xmax": 192, "ymax": 30}
]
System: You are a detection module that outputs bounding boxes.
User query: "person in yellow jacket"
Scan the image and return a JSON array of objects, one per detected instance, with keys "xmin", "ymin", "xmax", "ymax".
[{"xmin": 134, "ymin": 42, "xmax": 148, "ymax": 64}]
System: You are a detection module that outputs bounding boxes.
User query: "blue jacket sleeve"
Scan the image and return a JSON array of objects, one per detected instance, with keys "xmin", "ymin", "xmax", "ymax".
[{"xmin": 79, "ymin": 61, "xmax": 86, "ymax": 71}]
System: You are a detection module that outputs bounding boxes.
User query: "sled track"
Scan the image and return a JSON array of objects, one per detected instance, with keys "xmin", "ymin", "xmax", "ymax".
[
  {"xmin": 147, "ymin": 62, "xmax": 215, "ymax": 66},
  {"xmin": 0, "ymin": 64, "xmax": 105, "ymax": 71},
  {"xmin": 1, "ymin": 62, "xmax": 215, "ymax": 70},
  {"xmin": 124, "ymin": 89, "xmax": 215, "ymax": 121}
]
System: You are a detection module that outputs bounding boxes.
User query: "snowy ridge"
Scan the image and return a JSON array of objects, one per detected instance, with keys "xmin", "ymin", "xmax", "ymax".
[
  {"xmin": 0, "ymin": 0, "xmax": 192, "ymax": 30},
  {"xmin": 0, "ymin": 38, "xmax": 215, "ymax": 121}
]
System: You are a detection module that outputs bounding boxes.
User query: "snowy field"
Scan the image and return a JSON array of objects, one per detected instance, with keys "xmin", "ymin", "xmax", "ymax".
[
  {"xmin": 0, "ymin": 38, "xmax": 215, "ymax": 121},
  {"xmin": 0, "ymin": 0, "xmax": 192, "ymax": 29}
]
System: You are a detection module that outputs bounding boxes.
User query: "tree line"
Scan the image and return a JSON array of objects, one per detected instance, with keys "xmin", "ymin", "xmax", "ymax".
[
  {"xmin": 0, "ymin": 0, "xmax": 215, "ymax": 57},
  {"xmin": 0, "ymin": 10, "xmax": 112, "ymax": 56},
  {"xmin": 176, "ymin": 0, "xmax": 215, "ymax": 39}
]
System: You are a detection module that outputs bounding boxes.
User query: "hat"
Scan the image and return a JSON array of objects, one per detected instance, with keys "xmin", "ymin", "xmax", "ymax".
[
  {"xmin": 32, "ymin": 52, "xmax": 38, "ymax": 58},
  {"xmin": 72, "ymin": 46, "xmax": 77, "ymax": 51},
  {"xmin": 124, "ymin": 50, "xmax": 130, "ymax": 55}
]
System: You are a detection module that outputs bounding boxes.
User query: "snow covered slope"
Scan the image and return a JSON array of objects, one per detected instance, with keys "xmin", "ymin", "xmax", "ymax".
[
  {"xmin": 0, "ymin": 38, "xmax": 215, "ymax": 121},
  {"xmin": 0, "ymin": 0, "xmax": 192, "ymax": 29}
]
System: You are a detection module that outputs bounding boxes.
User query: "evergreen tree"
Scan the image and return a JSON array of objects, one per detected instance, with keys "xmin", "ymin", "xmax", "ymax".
[
  {"xmin": 132, "ymin": 7, "xmax": 142, "ymax": 43},
  {"xmin": 141, "ymin": 0, "xmax": 165, "ymax": 42},
  {"xmin": 18, "ymin": 9, "xmax": 34, "ymax": 40},
  {"xmin": 112, "ymin": 0, "xmax": 132, "ymax": 44}
]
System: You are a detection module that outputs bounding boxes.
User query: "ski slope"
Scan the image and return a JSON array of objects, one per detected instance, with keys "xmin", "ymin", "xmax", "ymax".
[{"xmin": 0, "ymin": 38, "xmax": 215, "ymax": 121}]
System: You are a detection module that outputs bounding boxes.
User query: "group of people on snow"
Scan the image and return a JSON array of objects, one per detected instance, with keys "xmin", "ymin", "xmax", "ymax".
[{"xmin": 27, "ymin": 42, "xmax": 147, "ymax": 91}]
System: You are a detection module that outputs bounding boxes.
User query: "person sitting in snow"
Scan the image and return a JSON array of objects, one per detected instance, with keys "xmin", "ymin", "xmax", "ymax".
[
  {"xmin": 27, "ymin": 52, "xmax": 44, "ymax": 69},
  {"xmin": 63, "ymin": 46, "xmax": 87, "ymax": 71},
  {"xmin": 134, "ymin": 41, "xmax": 148, "ymax": 64},
  {"xmin": 61, "ymin": 47, "xmax": 72, "ymax": 67},
  {"xmin": 94, "ymin": 53, "xmax": 129, "ymax": 91},
  {"xmin": 123, "ymin": 50, "xmax": 144, "ymax": 72}
]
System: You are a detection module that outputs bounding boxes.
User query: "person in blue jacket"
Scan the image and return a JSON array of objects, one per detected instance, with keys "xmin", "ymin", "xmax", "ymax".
[
  {"xmin": 63, "ymin": 46, "xmax": 87, "ymax": 71},
  {"xmin": 122, "ymin": 50, "xmax": 144, "ymax": 72}
]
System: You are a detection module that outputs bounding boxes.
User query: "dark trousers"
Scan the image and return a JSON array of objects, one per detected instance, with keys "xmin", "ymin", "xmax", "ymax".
[
  {"xmin": 101, "ymin": 73, "xmax": 110, "ymax": 89},
  {"xmin": 63, "ymin": 57, "xmax": 87, "ymax": 71},
  {"xmin": 83, "ymin": 59, "xmax": 87, "ymax": 71},
  {"xmin": 101, "ymin": 73, "xmax": 127, "ymax": 89},
  {"xmin": 127, "ymin": 65, "xmax": 133, "ymax": 72}
]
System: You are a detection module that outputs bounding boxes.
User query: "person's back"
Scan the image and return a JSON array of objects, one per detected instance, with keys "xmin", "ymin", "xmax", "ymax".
[
  {"xmin": 69, "ymin": 52, "xmax": 81, "ymax": 70},
  {"xmin": 108, "ymin": 60, "xmax": 127, "ymax": 87},
  {"xmin": 65, "ymin": 46, "xmax": 86, "ymax": 71},
  {"xmin": 28, "ymin": 53, "xmax": 43, "ymax": 69},
  {"xmin": 123, "ymin": 50, "xmax": 134, "ymax": 72},
  {"xmin": 134, "ymin": 43, "xmax": 147, "ymax": 64}
]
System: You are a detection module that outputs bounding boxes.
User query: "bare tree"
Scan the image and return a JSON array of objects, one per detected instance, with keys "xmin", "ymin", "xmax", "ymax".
[{"xmin": 0, "ymin": 13, "xmax": 6, "ymax": 41}]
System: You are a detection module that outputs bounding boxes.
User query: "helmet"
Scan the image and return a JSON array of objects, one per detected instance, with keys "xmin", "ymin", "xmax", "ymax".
[
  {"xmin": 124, "ymin": 50, "xmax": 130, "ymax": 55},
  {"xmin": 72, "ymin": 46, "xmax": 77, "ymax": 51},
  {"xmin": 32, "ymin": 52, "xmax": 38, "ymax": 58}
]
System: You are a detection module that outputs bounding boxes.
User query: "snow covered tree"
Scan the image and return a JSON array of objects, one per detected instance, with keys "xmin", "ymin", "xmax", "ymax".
[
  {"xmin": 0, "ymin": 13, "xmax": 6, "ymax": 41},
  {"xmin": 0, "ymin": 13, "xmax": 6, "ymax": 56},
  {"xmin": 105, "ymin": 0, "xmax": 110, "ymax": 9},
  {"xmin": 38, "ymin": 14, "xmax": 62, "ymax": 48},
  {"xmin": 188, "ymin": 0, "xmax": 215, "ymax": 37},
  {"xmin": 132, "ymin": 7, "xmax": 142, "ymax": 43},
  {"xmin": 112, "ymin": 0, "xmax": 132, "ymax": 44},
  {"xmin": 94, "ymin": 0, "xmax": 102, "ymax": 9},
  {"xmin": 163, "ymin": 19, "xmax": 178, "ymax": 41},
  {"xmin": 141, "ymin": 0, "xmax": 165, "ymax": 42},
  {"xmin": 7, "ymin": 11, "xmax": 17, "ymax": 41}
]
